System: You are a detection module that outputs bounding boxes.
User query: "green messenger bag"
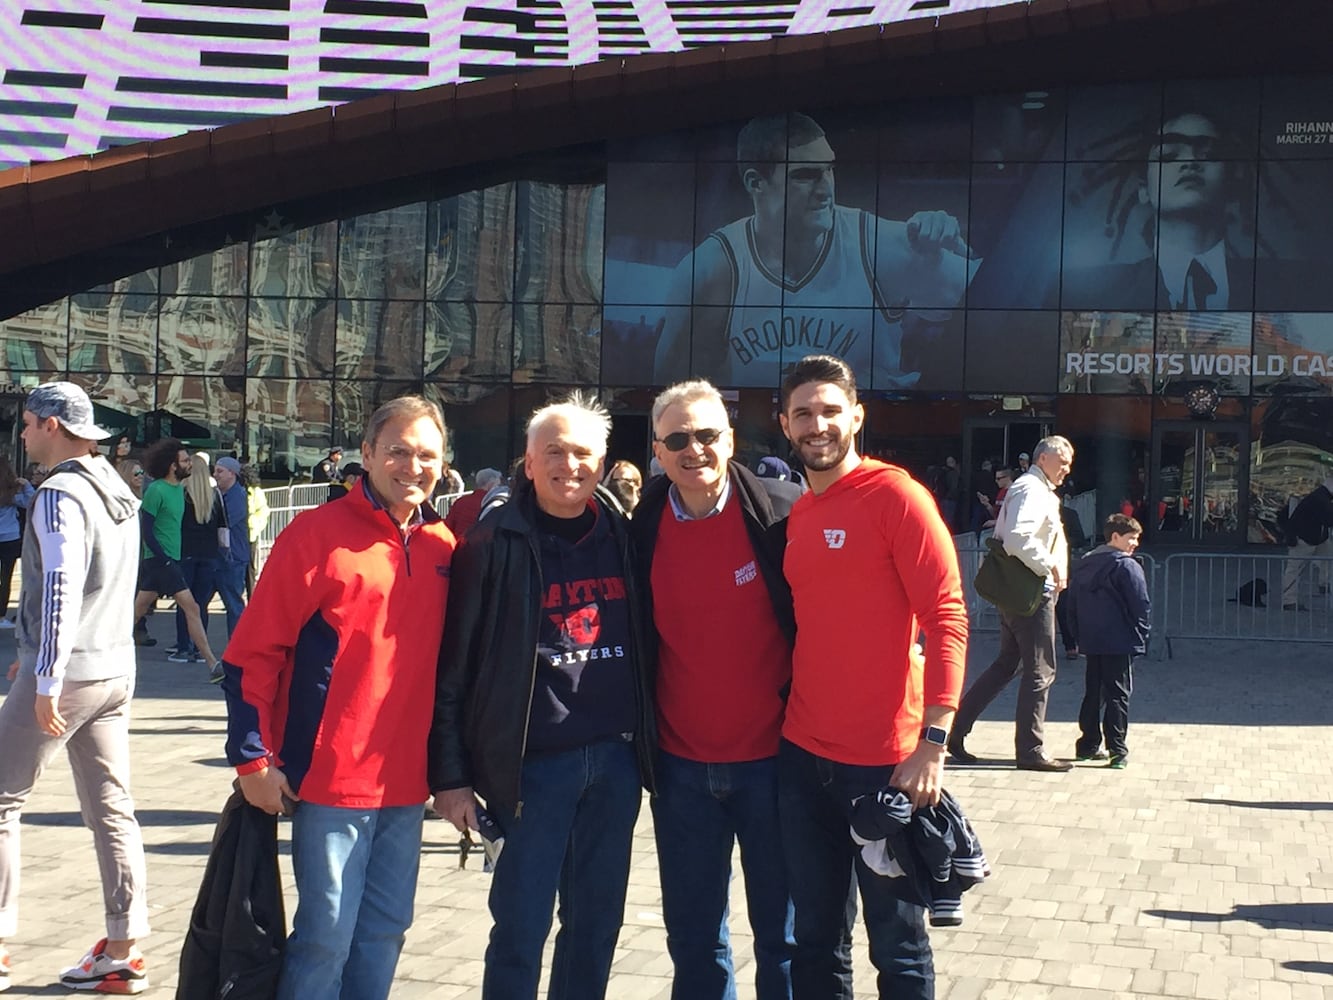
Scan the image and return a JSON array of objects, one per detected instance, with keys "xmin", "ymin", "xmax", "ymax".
[{"xmin": 973, "ymin": 536, "xmax": 1045, "ymax": 617}]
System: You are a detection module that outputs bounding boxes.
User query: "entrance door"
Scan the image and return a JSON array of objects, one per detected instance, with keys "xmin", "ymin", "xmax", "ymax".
[
  {"xmin": 962, "ymin": 416, "xmax": 1052, "ymax": 533},
  {"xmin": 1149, "ymin": 420, "xmax": 1248, "ymax": 545}
]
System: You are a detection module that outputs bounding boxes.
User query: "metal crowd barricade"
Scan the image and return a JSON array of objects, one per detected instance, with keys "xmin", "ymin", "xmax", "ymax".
[
  {"xmin": 953, "ymin": 533, "xmax": 1001, "ymax": 633},
  {"xmin": 1157, "ymin": 552, "xmax": 1333, "ymax": 648},
  {"xmin": 252, "ymin": 505, "xmax": 307, "ymax": 582},
  {"xmin": 287, "ymin": 482, "xmax": 330, "ymax": 508},
  {"xmin": 433, "ymin": 491, "xmax": 464, "ymax": 518}
]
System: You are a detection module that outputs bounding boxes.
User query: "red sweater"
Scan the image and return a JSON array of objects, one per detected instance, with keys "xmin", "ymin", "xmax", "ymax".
[
  {"xmin": 223, "ymin": 484, "xmax": 455, "ymax": 808},
  {"xmin": 652, "ymin": 499, "xmax": 791, "ymax": 762},
  {"xmin": 783, "ymin": 459, "xmax": 968, "ymax": 766}
]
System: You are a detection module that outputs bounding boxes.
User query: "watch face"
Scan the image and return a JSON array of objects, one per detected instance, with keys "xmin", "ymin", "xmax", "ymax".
[{"xmin": 923, "ymin": 725, "xmax": 948, "ymax": 746}]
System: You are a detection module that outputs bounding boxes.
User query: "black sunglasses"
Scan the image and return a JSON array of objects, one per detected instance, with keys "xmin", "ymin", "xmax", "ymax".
[{"xmin": 656, "ymin": 428, "xmax": 724, "ymax": 452}]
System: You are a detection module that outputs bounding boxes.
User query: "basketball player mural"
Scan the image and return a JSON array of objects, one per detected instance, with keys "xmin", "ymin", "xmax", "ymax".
[{"xmin": 654, "ymin": 112, "xmax": 977, "ymax": 388}]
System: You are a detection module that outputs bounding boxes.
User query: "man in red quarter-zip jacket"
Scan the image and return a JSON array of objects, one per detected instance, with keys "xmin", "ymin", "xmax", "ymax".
[{"xmin": 220, "ymin": 395, "xmax": 455, "ymax": 1000}]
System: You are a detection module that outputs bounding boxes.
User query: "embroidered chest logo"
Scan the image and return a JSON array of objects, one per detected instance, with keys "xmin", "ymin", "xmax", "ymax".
[
  {"xmin": 734, "ymin": 560, "xmax": 757, "ymax": 586},
  {"xmin": 823, "ymin": 529, "xmax": 847, "ymax": 549}
]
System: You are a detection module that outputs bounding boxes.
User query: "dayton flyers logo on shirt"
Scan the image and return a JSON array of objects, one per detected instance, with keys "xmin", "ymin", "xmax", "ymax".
[
  {"xmin": 823, "ymin": 529, "xmax": 847, "ymax": 549},
  {"xmin": 734, "ymin": 560, "xmax": 757, "ymax": 586}
]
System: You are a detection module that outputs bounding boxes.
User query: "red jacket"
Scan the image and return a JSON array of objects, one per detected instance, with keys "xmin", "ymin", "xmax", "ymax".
[
  {"xmin": 444, "ymin": 488, "xmax": 486, "ymax": 538},
  {"xmin": 222, "ymin": 482, "xmax": 455, "ymax": 808}
]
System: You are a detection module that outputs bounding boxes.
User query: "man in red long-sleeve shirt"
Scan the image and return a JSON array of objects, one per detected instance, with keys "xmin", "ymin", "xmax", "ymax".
[{"xmin": 777, "ymin": 354, "xmax": 969, "ymax": 1000}]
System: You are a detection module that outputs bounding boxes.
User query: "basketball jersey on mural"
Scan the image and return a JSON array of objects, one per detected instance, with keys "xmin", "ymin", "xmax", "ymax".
[{"xmin": 708, "ymin": 205, "xmax": 899, "ymax": 388}]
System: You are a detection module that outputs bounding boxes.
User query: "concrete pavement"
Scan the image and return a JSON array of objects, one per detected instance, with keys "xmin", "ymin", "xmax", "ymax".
[{"xmin": 1, "ymin": 612, "xmax": 1332, "ymax": 998}]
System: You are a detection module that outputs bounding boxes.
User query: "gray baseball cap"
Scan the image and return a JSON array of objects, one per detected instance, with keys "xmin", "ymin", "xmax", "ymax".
[{"xmin": 25, "ymin": 381, "xmax": 114, "ymax": 440}]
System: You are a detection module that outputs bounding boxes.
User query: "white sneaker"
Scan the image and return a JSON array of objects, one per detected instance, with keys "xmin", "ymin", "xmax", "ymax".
[{"xmin": 58, "ymin": 939, "xmax": 148, "ymax": 994}]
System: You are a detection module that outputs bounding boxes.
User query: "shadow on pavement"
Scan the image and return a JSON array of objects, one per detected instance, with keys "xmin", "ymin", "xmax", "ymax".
[
  {"xmin": 22, "ymin": 809, "xmax": 221, "ymax": 828},
  {"xmin": 1147, "ymin": 902, "xmax": 1333, "ymax": 930},
  {"xmin": 1284, "ymin": 961, "xmax": 1333, "ymax": 976},
  {"xmin": 1189, "ymin": 797, "xmax": 1333, "ymax": 811}
]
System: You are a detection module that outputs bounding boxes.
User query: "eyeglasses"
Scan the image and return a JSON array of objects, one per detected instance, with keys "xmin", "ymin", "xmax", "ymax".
[
  {"xmin": 656, "ymin": 428, "xmax": 724, "ymax": 452},
  {"xmin": 382, "ymin": 444, "xmax": 442, "ymax": 466},
  {"xmin": 133, "ymin": 470, "xmax": 144, "ymax": 477}
]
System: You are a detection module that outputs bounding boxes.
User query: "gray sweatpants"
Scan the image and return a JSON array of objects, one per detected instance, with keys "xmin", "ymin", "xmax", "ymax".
[{"xmin": 0, "ymin": 667, "xmax": 150, "ymax": 940}]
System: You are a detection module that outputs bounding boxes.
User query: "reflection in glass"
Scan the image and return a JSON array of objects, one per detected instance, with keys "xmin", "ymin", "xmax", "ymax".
[
  {"xmin": 1256, "ymin": 160, "xmax": 1333, "ymax": 312},
  {"xmin": 1156, "ymin": 426, "xmax": 1248, "ymax": 541},
  {"xmin": 251, "ymin": 222, "xmax": 337, "ymax": 299},
  {"xmin": 513, "ymin": 302, "xmax": 600, "ymax": 385},
  {"xmin": 426, "ymin": 301, "xmax": 512, "ymax": 381},
  {"xmin": 69, "ymin": 292, "xmax": 156, "ymax": 373},
  {"xmin": 427, "ymin": 185, "xmax": 516, "ymax": 302},
  {"xmin": 333, "ymin": 381, "xmax": 424, "ymax": 451},
  {"xmin": 1252, "ymin": 313, "xmax": 1333, "ymax": 395},
  {"xmin": 336, "ymin": 300, "xmax": 425, "ymax": 379},
  {"xmin": 247, "ymin": 298, "xmax": 336, "ymax": 378},
  {"xmin": 247, "ymin": 379, "xmax": 333, "ymax": 478},
  {"xmin": 602, "ymin": 305, "xmax": 668, "ymax": 386},
  {"xmin": 67, "ymin": 373, "xmax": 154, "ymax": 430},
  {"xmin": 1252, "ymin": 397, "xmax": 1333, "ymax": 542},
  {"xmin": 162, "ymin": 244, "xmax": 249, "ymax": 296},
  {"xmin": 1, "ymin": 299, "xmax": 67, "ymax": 375},
  {"xmin": 158, "ymin": 296, "xmax": 246, "ymax": 375},
  {"xmin": 874, "ymin": 311, "xmax": 964, "ymax": 393},
  {"xmin": 968, "ymin": 162, "xmax": 1062, "ymax": 310},
  {"xmin": 874, "ymin": 161, "xmax": 972, "ymax": 312},
  {"xmin": 1154, "ymin": 312, "xmax": 1253, "ymax": 396},
  {"xmin": 964, "ymin": 311, "xmax": 1061, "ymax": 394},
  {"xmin": 426, "ymin": 383, "xmax": 512, "ymax": 473},
  {"xmin": 1058, "ymin": 312, "xmax": 1154, "ymax": 394},
  {"xmin": 973, "ymin": 90, "xmax": 1066, "ymax": 163},
  {"xmin": 339, "ymin": 205, "xmax": 426, "ymax": 300},
  {"xmin": 514, "ymin": 181, "xmax": 604, "ymax": 304},
  {"xmin": 155, "ymin": 375, "xmax": 243, "ymax": 455},
  {"xmin": 1065, "ymin": 83, "xmax": 1162, "ymax": 161}
]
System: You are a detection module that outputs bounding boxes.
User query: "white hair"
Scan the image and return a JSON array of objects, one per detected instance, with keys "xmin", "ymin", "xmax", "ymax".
[
  {"xmin": 1033, "ymin": 435, "xmax": 1074, "ymax": 462},
  {"xmin": 474, "ymin": 467, "xmax": 504, "ymax": 490},
  {"xmin": 651, "ymin": 379, "xmax": 728, "ymax": 433},
  {"xmin": 525, "ymin": 391, "xmax": 611, "ymax": 457}
]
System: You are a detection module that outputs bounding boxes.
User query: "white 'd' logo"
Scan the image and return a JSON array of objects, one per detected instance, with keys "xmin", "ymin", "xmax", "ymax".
[{"xmin": 823, "ymin": 529, "xmax": 847, "ymax": 549}]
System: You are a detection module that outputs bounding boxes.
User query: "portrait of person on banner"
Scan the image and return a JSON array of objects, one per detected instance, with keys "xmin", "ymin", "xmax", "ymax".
[
  {"xmin": 652, "ymin": 112, "xmax": 977, "ymax": 389},
  {"xmin": 1062, "ymin": 90, "xmax": 1258, "ymax": 314}
]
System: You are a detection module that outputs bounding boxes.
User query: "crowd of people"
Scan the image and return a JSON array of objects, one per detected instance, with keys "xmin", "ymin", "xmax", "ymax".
[{"xmin": 0, "ymin": 365, "xmax": 1163, "ymax": 999}]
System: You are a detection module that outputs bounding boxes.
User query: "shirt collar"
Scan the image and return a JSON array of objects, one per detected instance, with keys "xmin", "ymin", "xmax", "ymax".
[
  {"xmin": 1160, "ymin": 239, "xmax": 1229, "ymax": 309},
  {"xmin": 667, "ymin": 474, "xmax": 731, "ymax": 521}
]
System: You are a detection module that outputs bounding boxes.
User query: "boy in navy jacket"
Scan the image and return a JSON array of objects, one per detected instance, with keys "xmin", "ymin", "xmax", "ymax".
[{"xmin": 1066, "ymin": 514, "xmax": 1150, "ymax": 769}]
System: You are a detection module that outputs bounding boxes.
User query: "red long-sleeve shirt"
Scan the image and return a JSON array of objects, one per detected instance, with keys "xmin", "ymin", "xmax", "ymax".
[{"xmin": 782, "ymin": 459, "xmax": 968, "ymax": 766}]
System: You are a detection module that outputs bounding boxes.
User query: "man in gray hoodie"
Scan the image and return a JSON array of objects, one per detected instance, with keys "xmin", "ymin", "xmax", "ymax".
[{"xmin": 0, "ymin": 382, "xmax": 150, "ymax": 994}]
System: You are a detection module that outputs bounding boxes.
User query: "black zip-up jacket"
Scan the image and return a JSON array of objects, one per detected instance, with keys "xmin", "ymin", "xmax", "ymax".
[
  {"xmin": 630, "ymin": 460, "xmax": 797, "ymax": 654},
  {"xmin": 427, "ymin": 477, "xmax": 656, "ymax": 816}
]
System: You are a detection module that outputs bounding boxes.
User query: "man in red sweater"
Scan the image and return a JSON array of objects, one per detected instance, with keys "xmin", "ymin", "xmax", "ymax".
[
  {"xmin": 777, "ymin": 354, "xmax": 968, "ymax": 1000},
  {"xmin": 221, "ymin": 396, "xmax": 456, "ymax": 1000},
  {"xmin": 444, "ymin": 466, "xmax": 502, "ymax": 538},
  {"xmin": 630, "ymin": 379, "xmax": 797, "ymax": 1000}
]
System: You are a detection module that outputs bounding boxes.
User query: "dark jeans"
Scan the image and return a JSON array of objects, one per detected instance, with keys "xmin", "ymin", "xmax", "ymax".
[
  {"xmin": 216, "ymin": 559, "xmax": 248, "ymax": 637},
  {"xmin": 0, "ymin": 537, "xmax": 20, "ymax": 615},
  {"xmin": 651, "ymin": 751, "xmax": 793, "ymax": 1000},
  {"xmin": 1055, "ymin": 591, "xmax": 1076, "ymax": 652},
  {"xmin": 1077, "ymin": 654, "xmax": 1133, "ymax": 759},
  {"xmin": 484, "ymin": 739, "xmax": 642, "ymax": 1000},
  {"xmin": 777, "ymin": 740, "xmax": 934, "ymax": 1000},
  {"xmin": 175, "ymin": 555, "xmax": 219, "ymax": 653},
  {"xmin": 953, "ymin": 593, "xmax": 1058, "ymax": 761}
]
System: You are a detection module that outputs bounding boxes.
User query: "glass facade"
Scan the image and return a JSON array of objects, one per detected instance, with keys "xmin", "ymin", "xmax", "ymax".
[{"xmin": 3, "ymin": 75, "xmax": 1333, "ymax": 544}]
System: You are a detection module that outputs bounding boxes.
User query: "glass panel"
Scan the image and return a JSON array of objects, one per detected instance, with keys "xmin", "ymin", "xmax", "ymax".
[
  {"xmin": 67, "ymin": 373, "xmax": 155, "ymax": 448},
  {"xmin": 874, "ymin": 311, "xmax": 964, "ymax": 393},
  {"xmin": 1059, "ymin": 312, "xmax": 1154, "ymax": 394},
  {"xmin": 162, "ymin": 244, "xmax": 249, "ymax": 297},
  {"xmin": 512, "ymin": 302, "xmax": 600, "ymax": 385},
  {"xmin": 601, "ymin": 305, "xmax": 669, "ymax": 387},
  {"xmin": 1066, "ymin": 82, "xmax": 1162, "ymax": 161},
  {"xmin": 425, "ymin": 301, "xmax": 512, "ymax": 381},
  {"xmin": 1056, "ymin": 395, "xmax": 1153, "ymax": 533},
  {"xmin": 246, "ymin": 379, "xmax": 333, "ymax": 479},
  {"xmin": 425, "ymin": 383, "xmax": 512, "ymax": 475},
  {"xmin": 338, "ymin": 204, "xmax": 427, "ymax": 300},
  {"xmin": 964, "ymin": 311, "xmax": 1060, "ymax": 394},
  {"xmin": 333, "ymin": 380, "xmax": 425, "ymax": 450},
  {"xmin": 875, "ymin": 162, "xmax": 972, "ymax": 312},
  {"xmin": 973, "ymin": 89, "xmax": 1066, "ymax": 163},
  {"xmin": 1251, "ymin": 397, "xmax": 1333, "ymax": 543},
  {"xmin": 247, "ymin": 298, "xmax": 336, "ymax": 378},
  {"xmin": 1153, "ymin": 312, "xmax": 1253, "ymax": 396},
  {"xmin": 1062, "ymin": 161, "xmax": 1158, "ymax": 312},
  {"xmin": 1260, "ymin": 76, "xmax": 1333, "ymax": 161},
  {"xmin": 335, "ymin": 299, "xmax": 425, "ymax": 379},
  {"xmin": 0, "ymin": 298, "xmax": 67, "ymax": 376},
  {"xmin": 1200, "ymin": 428, "xmax": 1244, "ymax": 539},
  {"xmin": 155, "ymin": 375, "xmax": 244, "ymax": 454},
  {"xmin": 1153, "ymin": 429, "xmax": 1195, "ymax": 537},
  {"xmin": 879, "ymin": 98, "xmax": 971, "ymax": 162},
  {"xmin": 69, "ymin": 291, "xmax": 156, "ymax": 373},
  {"xmin": 251, "ymin": 222, "xmax": 337, "ymax": 299},
  {"xmin": 1253, "ymin": 313, "xmax": 1333, "ymax": 395},
  {"xmin": 514, "ymin": 181, "xmax": 604, "ymax": 304},
  {"xmin": 1256, "ymin": 160, "xmax": 1333, "ymax": 311},
  {"xmin": 426, "ymin": 184, "xmax": 516, "ymax": 302},
  {"xmin": 604, "ymin": 162, "xmax": 695, "ymax": 307},
  {"xmin": 969, "ymin": 162, "xmax": 1062, "ymax": 310},
  {"xmin": 157, "ymin": 296, "xmax": 246, "ymax": 375}
]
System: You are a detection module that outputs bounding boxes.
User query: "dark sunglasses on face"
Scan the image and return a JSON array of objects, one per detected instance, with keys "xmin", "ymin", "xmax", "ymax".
[{"xmin": 656, "ymin": 428, "xmax": 724, "ymax": 452}]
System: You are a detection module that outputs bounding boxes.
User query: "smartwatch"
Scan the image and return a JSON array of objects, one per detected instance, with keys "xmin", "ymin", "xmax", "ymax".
[{"xmin": 921, "ymin": 725, "xmax": 949, "ymax": 748}]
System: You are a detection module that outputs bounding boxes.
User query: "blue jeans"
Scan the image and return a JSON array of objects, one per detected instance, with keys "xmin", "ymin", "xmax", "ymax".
[
  {"xmin": 278, "ymin": 802, "xmax": 424, "ymax": 1000},
  {"xmin": 175, "ymin": 555, "xmax": 218, "ymax": 653},
  {"xmin": 651, "ymin": 751, "xmax": 793, "ymax": 1000},
  {"xmin": 777, "ymin": 740, "xmax": 935, "ymax": 1000},
  {"xmin": 484, "ymin": 739, "xmax": 642, "ymax": 1000},
  {"xmin": 215, "ymin": 558, "xmax": 248, "ymax": 637}
]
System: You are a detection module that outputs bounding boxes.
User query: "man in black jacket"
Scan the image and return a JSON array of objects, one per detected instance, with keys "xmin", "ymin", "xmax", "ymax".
[
  {"xmin": 630, "ymin": 380, "xmax": 798, "ymax": 1000},
  {"xmin": 1280, "ymin": 475, "xmax": 1333, "ymax": 611},
  {"xmin": 428, "ymin": 392, "xmax": 655, "ymax": 1000}
]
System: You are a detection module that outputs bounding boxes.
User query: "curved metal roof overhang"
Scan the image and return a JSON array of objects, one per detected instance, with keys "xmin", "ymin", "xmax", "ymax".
[{"xmin": 0, "ymin": 0, "xmax": 1324, "ymax": 292}]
